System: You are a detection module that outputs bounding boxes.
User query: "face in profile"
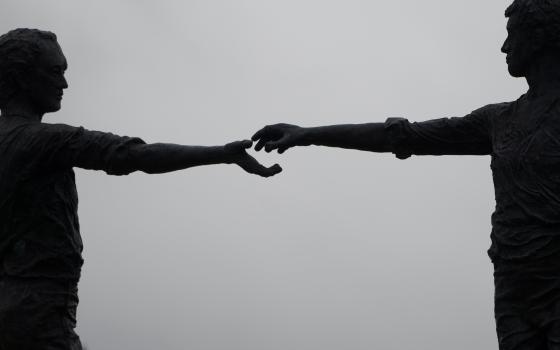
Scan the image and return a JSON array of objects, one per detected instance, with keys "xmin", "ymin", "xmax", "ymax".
[
  {"xmin": 23, "ymin": 40, "xmax": 68, "ymax": 114},
  {"xmin": 501, "ymin": 14, "xmax": 536, "ymax": 78}
]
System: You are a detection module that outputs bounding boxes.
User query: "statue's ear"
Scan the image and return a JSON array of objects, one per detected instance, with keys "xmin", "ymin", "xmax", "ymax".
[
  {"xmin": 11, "ymin": 65, "xmax": 34, "ymax": 92},
  {"xmin": 531, "ymin": 27, "xmax": 548, "ymax": 52}
]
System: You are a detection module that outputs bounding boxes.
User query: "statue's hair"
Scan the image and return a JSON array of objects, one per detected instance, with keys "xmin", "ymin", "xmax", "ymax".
[
  {"xmin": 0, "ymin": 28, "xmax": 57, "ymax": 109},
  {"xmin": 505, "ymin": 0, "xmax": 560, "ymax": 49}
]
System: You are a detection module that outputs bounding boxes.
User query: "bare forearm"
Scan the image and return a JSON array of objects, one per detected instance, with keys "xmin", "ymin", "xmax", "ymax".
[
  {"xmin": 131, "ymin": 143, "xmax": 229, "ymax": 174},
  {"xmin": 301, "ymin": 123, "xmax": 391, "ymax": 152}
]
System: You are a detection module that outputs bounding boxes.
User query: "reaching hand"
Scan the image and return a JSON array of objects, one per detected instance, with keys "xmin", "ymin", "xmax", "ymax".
[
  {"xmin": 224, "ymin": 140, "xmax": 282, "ymax": 177},
  {"xmin": 251, "ymin": 123, "xmax": 308, "ymax": 154}
]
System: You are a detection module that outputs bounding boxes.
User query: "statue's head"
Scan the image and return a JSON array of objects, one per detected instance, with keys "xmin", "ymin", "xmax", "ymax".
[
  {"xmin": 0, "ymin": 28, "xmax": 67, "ymax": 115},
  {"xmin": 503, "ymin": 0, "xmax": 560, "ymax": 77}
]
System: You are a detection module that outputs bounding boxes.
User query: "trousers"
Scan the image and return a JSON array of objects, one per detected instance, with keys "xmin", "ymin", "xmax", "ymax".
[
  {"xmin": 0, "ymin": 276, "xmax": 82, "ymax": 350},
  {"xmin": 494, "ymin": 253, "xmax": 560, "ymax": 350}
]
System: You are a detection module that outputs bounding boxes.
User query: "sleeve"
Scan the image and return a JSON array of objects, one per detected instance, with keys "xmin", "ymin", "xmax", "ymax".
[
  {"xmin": 384, "ymin": 104, "xmax": 497, "ymax": 159},
  {"xmin": 29, "ymin": 123, "xmax": 147, "ymax": 175}
]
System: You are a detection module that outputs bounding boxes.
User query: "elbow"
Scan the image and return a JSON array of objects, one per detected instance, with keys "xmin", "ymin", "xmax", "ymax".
[{"xmin": 115, "ymin": 143, "xmax": 150, "ymax": 174}]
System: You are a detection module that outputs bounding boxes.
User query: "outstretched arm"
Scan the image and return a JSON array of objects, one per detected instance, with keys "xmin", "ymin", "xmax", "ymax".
[
  {"xmin": 252, "ymin": 123, "xmax": 391, "ymax": 154},
  {"xmin": 31, "ymin": 124, "xmax": 282, "ymax": 177},
  {"xmin": 252, "ymin": 106, "xmax": 494, "ymax": 158},
  {"xmin": 129, "ymin": 140, "xmax": 282, "ymax": 177}
]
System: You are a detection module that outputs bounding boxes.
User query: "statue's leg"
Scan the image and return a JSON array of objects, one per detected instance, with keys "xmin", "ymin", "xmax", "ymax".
[
  {"xmin": 494, "ymin": 312, "xmax": 546, "ymax": 349},
  {"xmin": 547, "ymin": 319, "xmax": 560, "ymax": 350},
  {"xmin": 0, "ymin": 277, "xmax": 82, "ymax": 350},
  {"xmin": 494, "ymin": 262, "xmax": 544, "ymax": 349},
  {"xmin": 494, "ymin": 253, "xmax": 560, "ymax": 350}
]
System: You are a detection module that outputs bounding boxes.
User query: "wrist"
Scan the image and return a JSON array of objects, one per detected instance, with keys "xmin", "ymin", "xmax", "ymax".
[
  {"xmin": 214, "ymin": 145, "xmax": 233, "ymax": 164},
  {"xmin": 298, "ymin": 127, "xmax": 314, "ymax": 146}
]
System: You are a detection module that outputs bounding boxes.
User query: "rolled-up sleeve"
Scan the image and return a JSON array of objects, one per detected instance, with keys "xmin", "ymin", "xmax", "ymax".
[
  {"xmin": 30, "ymin": 124, "xmax": 147, "ymax": 175},
  {"xmin": 385, "ymin": 105, "xmax": 494, "ymax": 159}
]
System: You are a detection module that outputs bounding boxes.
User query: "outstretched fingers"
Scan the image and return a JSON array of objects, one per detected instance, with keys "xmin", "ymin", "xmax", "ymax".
[
  {"xmin": 224, "ymin": 139, "xmax": 283, "ymax": 177},
  {"xmin": 262, "ymin": 163, "xmax": 283, "ymax": 177},
  {"xmin": 240, "ymin": 154, "xmax": 283, "ymax": 177},
  {"xmin": 254, "ymin": 138, "xmax": 268, "ymax": 152},
  {"xmin": 264, "ymin": 136, "xmax": 290, "ymax": 153},
  {"xmin": 252, "ymin": 128, "xmax": 275, "ymax": 151},
  {"xmin": 252, "ymin": 123, "xmax": 301, "ymax": 153},
  {"xmin": 252, "ymin": 125, "xmax": 284, "ymax": 152},
  {"xmin": 241, "ymin": 140, "xmax": 253, "ymax": 149},
  {"xmin": 251, "ymin": 127, "xmax": 266, "ymax": 142}
]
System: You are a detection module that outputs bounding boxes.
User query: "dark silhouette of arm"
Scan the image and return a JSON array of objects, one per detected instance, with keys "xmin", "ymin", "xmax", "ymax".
[
  {"xmin": 253, "ymin": 123, "xmax": 391, "ymax": 153},
  {"xmin": 129, "ymin": 140, "xmax": 282, "ymax": 176},
  {"xmin": 33, "ymin": 124, "xmax": 281, "ymax": 177},
  {"xmin": 252, "ymin": 106, "xmax": 494, "ymax": 158}
]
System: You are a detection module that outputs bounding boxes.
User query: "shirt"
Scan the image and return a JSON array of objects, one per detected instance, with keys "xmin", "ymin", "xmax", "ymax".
[
  {"xmin": 0, "ymin": 117, "xmax": 145, "ymax": 280},
  {"xmin": 385, "ymin": 93, "xmax": 560, "ymax": 261}
]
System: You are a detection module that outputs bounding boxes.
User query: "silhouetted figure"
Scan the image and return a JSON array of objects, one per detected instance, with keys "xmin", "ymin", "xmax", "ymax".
[
  {"xmin": 253, "ymin": 1, "xmax": 560, "ymax": 348},
  {"xmin": 0, "ymin": 28, "xmax": 281, "ymax": 350}
]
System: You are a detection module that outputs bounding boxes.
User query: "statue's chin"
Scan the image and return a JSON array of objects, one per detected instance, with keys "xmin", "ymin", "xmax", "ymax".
[
  {"xmin": 48, "ymin": 101, "xmax": 62, "ymax": 112},
  {"xmin": 507, "ymin": 65, "xmax": 525, "ymax": 78}
]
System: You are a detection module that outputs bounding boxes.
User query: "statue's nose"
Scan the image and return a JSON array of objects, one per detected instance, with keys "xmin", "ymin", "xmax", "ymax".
[{"xmin": 501, "ymin": 38, "xmax": 510, "ymax": 54}]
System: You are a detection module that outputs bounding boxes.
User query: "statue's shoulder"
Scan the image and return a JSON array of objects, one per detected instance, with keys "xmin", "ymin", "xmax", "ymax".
[
  {"xmin": 481, "ymin": 100, "xmax": 515, "ymax": 112},
  {"xmin": 29, "ymin": 122, "xmax": 82, "ymax": 134},
  {"xmin": 471, "ymin": 101, "xmax": 516, "ymax": 120},
  {"xmin": 19, "ymin": 123, "xmax": 85, "ymax": 144}
]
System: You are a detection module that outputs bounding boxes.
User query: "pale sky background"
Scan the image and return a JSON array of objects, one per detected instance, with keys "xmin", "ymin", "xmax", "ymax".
[{"xmin": 1, "ymin": 1, "xmax": 526, "ymax": 349}]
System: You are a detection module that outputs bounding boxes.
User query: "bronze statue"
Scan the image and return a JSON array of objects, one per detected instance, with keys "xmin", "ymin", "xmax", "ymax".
[
  {"xmin": 0, "ymin": 28, "xmax": 281, "ymax": 349},
  {"xmin": 252, "ymin": 0, "xmax": 560, "ymax": 348}
]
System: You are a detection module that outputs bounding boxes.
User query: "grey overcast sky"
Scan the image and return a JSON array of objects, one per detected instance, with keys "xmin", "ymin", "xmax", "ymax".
[{"xmin": 2, "ymin": 1, "xmax": 525, "ymax": 349}]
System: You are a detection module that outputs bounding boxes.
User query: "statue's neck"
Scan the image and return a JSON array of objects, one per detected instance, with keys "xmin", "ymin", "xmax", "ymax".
[
  {"xmin": 1, "ymin": 95, "xmax": 43, "ymax": 123},
  {"xmin": 526, "ymin": 50, "xmax": 560, "ymax": 99}
]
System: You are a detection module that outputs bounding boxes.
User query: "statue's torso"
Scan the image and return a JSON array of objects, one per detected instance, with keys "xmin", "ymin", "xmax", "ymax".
[{"xmin": 489, "ymin": 94, "xmax": 560, "ymax": 260}]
